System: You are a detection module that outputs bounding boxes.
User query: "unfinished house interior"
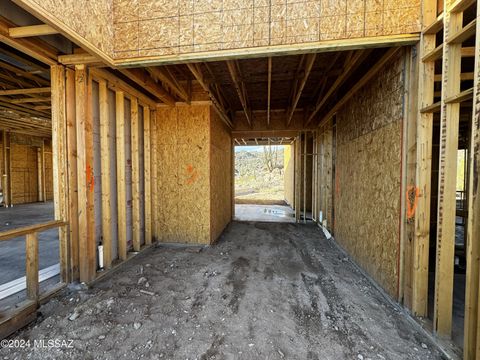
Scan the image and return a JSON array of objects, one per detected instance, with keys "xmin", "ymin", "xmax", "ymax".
[{"xmin": 0, "ymin": 0, "xmax": 479, "ymax": 358}]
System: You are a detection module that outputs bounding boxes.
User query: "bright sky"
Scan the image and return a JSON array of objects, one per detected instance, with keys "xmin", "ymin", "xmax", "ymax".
[{"xmin": 235, "ymin": 145, "xmax": 284, "ymax": 152}]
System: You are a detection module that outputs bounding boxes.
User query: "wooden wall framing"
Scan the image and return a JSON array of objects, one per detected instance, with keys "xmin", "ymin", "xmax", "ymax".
[
  {"xmin": 50, "ymin": 65, "xmax": 158, "ymax": 284},
  {"xmin": 410, "ymin": 0, "xmax": 480, "ymax": 357}
]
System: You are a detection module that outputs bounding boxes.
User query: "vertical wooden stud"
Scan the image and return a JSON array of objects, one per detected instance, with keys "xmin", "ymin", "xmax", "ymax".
[
  {"xmin": 75, "ymin": 65, "xmax": 95, "ymax": 282},
  {"xmin": 37, "ymin": 148, "xmax": 43, "ymax": 202},
  {"xmin": 143, "ymin": 106, "xmax": 152, "ymax": 246},
  {"xmin": 66, "ymin": 68, "xmax": 79, "ymax": 281},
  {"xmin": 41, "ymin": 139, "xmax": 46, "ymax": 202},
  {"xmin": 25, "ymin": 232, "xmax": 38, "ymax": 300},
  {"xmin": 131, "ymin": 98, "xmax": 141, "ymax": 252},
  {"xmin": 99, "ymin": 80, "xmax": 112, "ymax": 269},
  {"xmin": 116, "ymin": 91, "xmax": 127, "ymax": 261},
  {"xmin": 2, "ymin": 130, "xmax": 9, "ymax": 207},
  {"xmin": 433, "ymin": 3, "xmax": 462, "ymax": 337},
  {"xmin": 150, "ymin": 109, "xmax": 158, "ymax": 241},
  {"xmin": 294, "ymin": 135, "xmax": 301, "ymax": 222},
  {"xmin": 303, "ymin": 132, "xmax": 307, "ymax": 224},
  {"xmin": 412, "ymin": 0, "xmax": 437, "ymax": 317},
  {"xmin": 51, "ymin": 65, "xmax": 69, "ymax": 283},
  {"xmin": 464, "ymin": 3, "xmax": 480, "ymax": 358}
]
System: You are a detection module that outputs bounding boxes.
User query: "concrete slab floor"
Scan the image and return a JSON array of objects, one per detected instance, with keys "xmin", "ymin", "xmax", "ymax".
[
  {"xmin": 0, "ymin": 202, "xmax": 57, "ymax": 284},
  {"xmin": 234, "ymin": 204, "xmax": 295, "ymax": 223},
  {"xmin": 0, "ymin": 222, "xmax": 444, "ymax": 360}
]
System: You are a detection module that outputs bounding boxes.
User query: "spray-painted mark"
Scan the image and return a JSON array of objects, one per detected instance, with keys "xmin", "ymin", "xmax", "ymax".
[
  {"xmin": 86, "ymin": 164, "xmax": 95, "ymax": 192},
  {"xmin": 186, "ymin": 164, "xmax": 198, "ymax": 185},
  {"xmin": 406, "ymin": 185, "xmax": 419, "ymax": 220}
]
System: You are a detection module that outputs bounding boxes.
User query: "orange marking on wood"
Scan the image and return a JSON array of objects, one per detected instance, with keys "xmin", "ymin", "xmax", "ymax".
[
  {"xmin": 406, "ymin": 185, "xmax": 420, "ymax": 220},
  {"xmin": 86, "ymin": 164, "xmax": 95, "ymax": 192},
  {"xmin": 186, "ymin": 164, "xmax": 198, "ymax": 185}
]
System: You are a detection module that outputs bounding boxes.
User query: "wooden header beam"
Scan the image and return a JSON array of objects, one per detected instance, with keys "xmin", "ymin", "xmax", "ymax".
[
  {"xmin": 58, "ymin": 53, "xmax": 99, "ymax": 65},
  {"xmin": 8, "ymin": 24, "xmax": 58, "ymax": 38}
]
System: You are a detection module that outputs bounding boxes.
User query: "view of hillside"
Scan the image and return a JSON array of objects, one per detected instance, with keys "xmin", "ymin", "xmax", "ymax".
[{"xmin": 235, "ymin": 146, "xmax": 285, "ymax": 202}]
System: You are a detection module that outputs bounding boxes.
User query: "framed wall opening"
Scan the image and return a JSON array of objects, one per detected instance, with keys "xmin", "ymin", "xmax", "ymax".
[{"xmin": 233, "ymin": 138, "xmax": 295, "ymax": 223}]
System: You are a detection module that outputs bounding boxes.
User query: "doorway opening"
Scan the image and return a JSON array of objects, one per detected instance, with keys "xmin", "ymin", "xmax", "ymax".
[{"xmin": 233, "ymin": 138, "xmax": 295, "ymax": 222}]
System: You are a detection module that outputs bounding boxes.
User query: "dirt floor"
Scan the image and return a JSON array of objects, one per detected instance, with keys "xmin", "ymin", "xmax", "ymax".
[{"xmin": 0, "ymin": 222, "xmax": 445, "ymax": 360}]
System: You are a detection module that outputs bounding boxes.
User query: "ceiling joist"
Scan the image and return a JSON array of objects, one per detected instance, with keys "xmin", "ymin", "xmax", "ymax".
[
  {"xmin": 147, "ymin": 66, "xmax": 189, "ymax": 103},
  {"xmin": 286, "ymin": 53, "xmax": 316, "ymax": 127},
  {"xmin": 186, "ymin": 62, "xmax": 233, "ymax": 128},
  {"xmin": 0, "ymin": 87, "xmax": 50, "ymax": 96},
  {"xmin": 226, "ymin": 60, "xmax": 252, "ymax": 127},
  {"xmin": 0, "ymin": 17, "xmax": 58, "ymax": 65},
  {"xmin": 305, "ymin": 49, "xmax": 368, "ymax": 126},
  {"xmin": 119, "ymin": 68, "xmax": 176, "ymax": 106}
]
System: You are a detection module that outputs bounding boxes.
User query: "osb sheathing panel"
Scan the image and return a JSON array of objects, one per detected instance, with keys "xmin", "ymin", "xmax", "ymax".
[
  {"xmin": 44, "ymin": 141, "xmax": 54, "ymax": 201},
  {"xmin": 112, "ymin": 0, "xmax": 420, "ymax": 59},
  {"xmin": 334, "ymin": 51, "xmax": 404, "ymax": 298},
  {"xmin": 156, "ymin": 104, "xmax": 211, "ymax": 244},
  {"xmin": 0, "ymin": 134, "xmax": 52, "ymax": 205},
  {"xmin": 284, "ymin": 144, "xmax": 294, "ymax": 206},
  {"xmin": 210, "ymin": 107, "xmax": 232, "ymax": 243},
  {"xmin": 17, "ymin": 0, "xmax": 114, "ymax": 56}
]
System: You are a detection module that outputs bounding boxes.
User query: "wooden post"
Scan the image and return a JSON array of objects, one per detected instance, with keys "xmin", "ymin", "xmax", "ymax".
[
  {"xmin": 143, "ymin": 106, "xmax": 152, "ymax": 246},
  {"xmin": 464, "ymin": 3, "xmax": 480, "ymax": 358},
  {"xmin": 231, "ymin": 138, "xmax": 235, "ymax": 218},
  {"xmin": 403, "ymin": 44, "xmax": 419, "ymax": 308},
  {"xmin": 41, "ymin": 139, "xmax": 46, "ymax": 202},
  {"xmin": 99, "ymin": 80, "xmax": 112, "ymax": 269},
  {"xmin": 66, "ymin": 68, "xmax": 79, "ymax": 281},
  {"xmin": 433, "ymin": 3, "xmax": 462, "ymax": 338},
  {"xmin": 25, "ymin": 232, "xmax": 38, "ymax": 300},
  {"xmin": 51, "ymin": 65, "xmax": 69, "ymax": 283},
  {"xmin": 303, "ymin": 132, "xmax": 307, "ymax": 224},
  {"xmin": 75, "ymin": 65, "xmax": 95, "ymax": 282},
  {"xmin": 2, "ymin": 130, "xmax": 9, "ymax": 207},
  {"xmin": 37, "ymin": 148, "xmax": 43, "ymax": 202},
  {"xmin": 131, "ymin": 98, "xmax": 141, "ymax": 251},
  {"xmin": 150, "ymin": 109, "xmax": 158, "ymax": 241},
  {"xmin": 411, "ymin": 0, "xmax": 437, "ymax": 317},
  {"xmin": 294, "ymin": 135, "xmax": 301, "ymax": 222},
  {"xmin": 116, "ymin": 91, "xmax": 127, "ymax": 261}
]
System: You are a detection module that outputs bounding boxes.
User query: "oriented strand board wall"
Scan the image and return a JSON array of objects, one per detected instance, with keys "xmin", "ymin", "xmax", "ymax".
[
  {"xmin": 1, "ymin": 134, "xmax": 53, "ymax": 205},
  {"xmin": 156, "ymin": 104, "xmax": 211, "ymax": 244},
  {"xmin": 44, "ymin": 141, "xmax": 53, "ymax": 201},
  {"xmin": 15, "ymin": 0, "xmax": 114, "ymax": 56},
  {"xmin": 334, "ymin": 51, "xmax": 405, "ymax": 298},
  {"xmin": 210, "ymin": 108, "xmax": 232, "ymax": 243},
  {"xmin": 284, "ymin": 144, "xmax": 294, "ymax": 206},
  {"xmin": 112, "ymin": 0, "xmax": 421, "ymax": 60}
]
